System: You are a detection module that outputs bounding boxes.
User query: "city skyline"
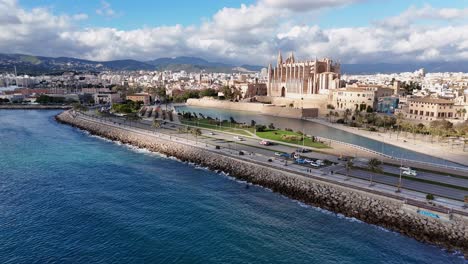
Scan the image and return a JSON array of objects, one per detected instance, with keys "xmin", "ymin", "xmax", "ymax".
[{"xmin": 1, "ymin": 0, "xmax": 468, "ymax": 65}]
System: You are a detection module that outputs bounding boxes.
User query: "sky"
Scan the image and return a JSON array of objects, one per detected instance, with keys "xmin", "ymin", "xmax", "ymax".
[{"xmin": 1, "ymin": 0, "xmax": 468, "ymax": 65}]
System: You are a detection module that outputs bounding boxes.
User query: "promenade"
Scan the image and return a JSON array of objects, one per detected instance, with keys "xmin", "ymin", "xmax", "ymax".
[
  {"xmin": 75, "ymin": 110, "xmax": 468, "ymax": 211},
  {"xmin": 311, "ymin": 118, "xmax": 468, "ymax": 167}
]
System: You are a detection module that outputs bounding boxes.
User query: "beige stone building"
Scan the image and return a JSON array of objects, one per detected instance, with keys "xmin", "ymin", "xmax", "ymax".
[
  {"xmin": 126, "ymin": 93, "xmax": 152, "ymax": 105},
  {"xmin": 330, "ymin": 86, "xmax": 394, "ymax": 111},
  {"xmin": 267, "ymin": 51, "xmax": 341, "ymax": 99},
  {"xmin": 399, "ymin": 97, "xmax": 465, "ymax": 122}
]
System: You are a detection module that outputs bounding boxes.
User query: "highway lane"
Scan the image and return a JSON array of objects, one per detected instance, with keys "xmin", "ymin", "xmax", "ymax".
[
  {"xmin": 381, "ymin": 164, "xmax": 468, "ymax": 188},
  {"xmin": 84, "ymin": 112, "xmax": 468, "ymax": 201}
]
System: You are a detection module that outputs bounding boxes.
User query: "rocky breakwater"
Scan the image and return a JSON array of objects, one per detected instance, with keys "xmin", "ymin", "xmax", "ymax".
[{"xmin": 56, "ymin": 110, "xmax": 468, "ymax": 257}]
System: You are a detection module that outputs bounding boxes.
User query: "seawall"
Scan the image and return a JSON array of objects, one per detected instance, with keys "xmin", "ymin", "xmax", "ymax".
[{"xmin": 56, "ymin": 110, "xmax": 468, "ymax": 257}]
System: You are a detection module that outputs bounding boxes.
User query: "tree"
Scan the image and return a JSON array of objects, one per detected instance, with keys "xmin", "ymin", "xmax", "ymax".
[
  {"xmin": 72, "ymin": 103, "xmax": 88, "ymax": 112},
  {"xmin": 426, "ymin": 193, "xmax": 435, "ymax": 201},
  {"xmin": 366, "ymin": 105, "xmax": 373, "ymax": 113},
  {"xmin": 345, "ymin": 160, "xmax": 354, "ymax": 180},
  {"xmin": 367, "ymin": 158, "xmax": 382, "ymax": 186},
  {"xmin": 367, "ymin": 158, "xmax": 382, "ymax": 173},
  {"xmin": 250, "ymin": 120, "xmax": 256, "ymax": 127},
  {"xmin": 268, "ymin": 123, "xmax": 275, "ymax": 129},
  {"xmin": 152, "ymin": 120, "xmax": 161, "ymax": 128},
  {"xmin": 200, "ymin": 88, "xmax": 218, "ymax": 97},
  {"xmin": 343, "ymin": 109, "xmax": 351, "ymax": 124},
  {"xmin": 192, "ymin": 128, "xmax": 202, "ymax": 137},
  {"xmin": 255, "ymin": 125, "xmax": 267, "ymax": 132}
]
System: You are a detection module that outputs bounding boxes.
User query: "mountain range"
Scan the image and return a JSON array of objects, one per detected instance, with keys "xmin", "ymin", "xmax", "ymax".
[{"xmin": 0, "ymin": 53, "xmax": 467, "ymax": 75}]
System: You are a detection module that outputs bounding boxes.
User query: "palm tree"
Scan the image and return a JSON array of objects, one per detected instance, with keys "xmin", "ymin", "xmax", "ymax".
[
  {"xmin": 345, "ymin": 159, "xmax": 354, "ymax": 180},
  {"xmin": 329, "ymin": 110, "xmax": 334, "ymax": 122},
  {"xmin": 343, "ymin": 109, "xmax": 351, "ymax": 124},
  {"xmin": 152, "ymin": 120, "xmax": 161, "ymax": 128},
  {"xmin": 396, "ymin": 112, "xmax": 405, "ymax": 139},
  {"xmin": 367, "ymin": 158, "xmax": 382, "ymax": 186}
]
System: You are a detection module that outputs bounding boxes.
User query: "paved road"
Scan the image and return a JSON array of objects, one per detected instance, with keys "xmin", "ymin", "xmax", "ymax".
[{"xmin": 84, "ymin": 112, "xmax": 468, "ymax": 203}]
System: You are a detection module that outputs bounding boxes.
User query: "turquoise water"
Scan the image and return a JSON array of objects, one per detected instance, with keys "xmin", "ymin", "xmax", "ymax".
[
  {"xmin": 176, "ymin": 105, "xmax": 465, "ymax": 168},
  {"xmin": 0, "ymin": 110, "xmax": 465, "ymax": 263}
]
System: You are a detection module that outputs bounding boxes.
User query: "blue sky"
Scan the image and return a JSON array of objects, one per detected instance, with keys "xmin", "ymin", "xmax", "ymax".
[
  {"xmin": 19, "ymin": 0, "xmax": 468, "ymax": 29},
  {"xmin": 2, "ymin": 0, "xmax": 468, "ymax": 64}
]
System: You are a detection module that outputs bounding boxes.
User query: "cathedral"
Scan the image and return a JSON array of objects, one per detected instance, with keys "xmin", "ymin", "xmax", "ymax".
[{"xmin": 267, "ymin": 51, "xmax": 341, "ymax": 98}]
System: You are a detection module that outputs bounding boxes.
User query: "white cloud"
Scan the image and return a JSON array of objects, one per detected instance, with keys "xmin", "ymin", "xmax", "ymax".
[
  {"xmin": 0, "ymin": 1, "xmax": 468, "ymax": 65},
  {"xmin": 96, "ymin": 1, "xmax": 116, "ymax": 17},
  {"xmin": 260, "ymin": 0, "xmax": 363, "ymax": 11},
  {"xmin": 378, "ymin": 4, "xmax": 468, "ymax": 28}
]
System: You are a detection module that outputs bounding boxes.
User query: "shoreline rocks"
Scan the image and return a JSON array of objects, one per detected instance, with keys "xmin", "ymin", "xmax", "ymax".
[{"xmin": 55, "ymin": 111, "xmax": 468, "ymax": 257}]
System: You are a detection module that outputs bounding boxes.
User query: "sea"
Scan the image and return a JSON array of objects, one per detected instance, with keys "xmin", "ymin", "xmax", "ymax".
[{"xmin": 0, "ymin": 110, "xmax": 465, "ymax": 263}]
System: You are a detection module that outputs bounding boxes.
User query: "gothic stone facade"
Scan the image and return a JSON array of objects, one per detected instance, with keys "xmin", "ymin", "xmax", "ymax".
[{"xmin": 267, "ymin": 52, "xmax": 341, "ymax": 99}]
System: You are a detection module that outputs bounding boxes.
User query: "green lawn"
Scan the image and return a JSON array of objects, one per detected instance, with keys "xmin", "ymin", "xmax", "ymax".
[
  {"xmin": 256, "ymin": 129, "xmax": 329, "ymax": 149},
  {"xmin": 180, "ymin": 118, "xmax": 329, "ymax": 149},
  {"xmin": 180, "ymin": 118, "xmax": 252, "ymax": 136}
]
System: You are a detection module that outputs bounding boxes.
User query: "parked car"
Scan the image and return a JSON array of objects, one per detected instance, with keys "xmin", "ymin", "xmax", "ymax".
[
  {"xmin": 304, "ymin": 158, "xmax": 313, "ymax": 164},
  {"xmin": 309, "ymin": 162, "xmax": 320, "ymax": 168},
  {"xmin": 315, "ymin": 160, "xmax": 325, "ymax": 166},
  {"xmin": 338, "ymin": 156, "xmax": 350, "ymax": 161},
  {"xmin": 295, "ymin": 159, "xmax": 307, "ymax": 164}
]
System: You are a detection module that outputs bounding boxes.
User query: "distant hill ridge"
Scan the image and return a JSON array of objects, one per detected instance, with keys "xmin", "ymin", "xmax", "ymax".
[{"xmin": 0, "ymin": 53, "xmax": 467, "ymax": 75}]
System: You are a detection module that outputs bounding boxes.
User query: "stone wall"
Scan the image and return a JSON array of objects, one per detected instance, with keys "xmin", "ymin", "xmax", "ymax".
[
  {"xmin": 56, "ymin": 111, "xmax": 468, "ymax": 257},
  {"xmin": 186, "ymin": 98, "xmax": 318, "ymax": 118}
]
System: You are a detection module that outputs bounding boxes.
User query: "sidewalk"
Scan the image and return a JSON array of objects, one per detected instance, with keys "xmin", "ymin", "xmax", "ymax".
[{"xmin": 310, "ymin": 118, "xmax": 468, "ymax": 166}]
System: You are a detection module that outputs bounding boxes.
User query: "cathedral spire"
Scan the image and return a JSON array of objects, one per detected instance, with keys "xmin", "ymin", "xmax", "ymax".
[
  {"xmin": 290, "ymin": 52, "xmax": 295, "ymax": 63},
  {"xmin": 277, "ymin": 50, "xmax": 283, "ymax": 66}
]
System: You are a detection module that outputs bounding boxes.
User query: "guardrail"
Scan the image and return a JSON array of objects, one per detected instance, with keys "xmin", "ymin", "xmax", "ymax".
[
  {"xmin": 71, "ymin": 111, "xmax": 468, "ymax": 217},
  {"xmin": 315, "ymin": 135, "xmax": 468, "ymax": 173}
]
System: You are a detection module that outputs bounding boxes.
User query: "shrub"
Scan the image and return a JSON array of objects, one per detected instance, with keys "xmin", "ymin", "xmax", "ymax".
[
  {"xmin": 426, "ymin": 194, "xmax": 435, "ymax": 200},
  {"xmin": 255, "ymin": 125, "xmax": 267, "ymax": 132}
]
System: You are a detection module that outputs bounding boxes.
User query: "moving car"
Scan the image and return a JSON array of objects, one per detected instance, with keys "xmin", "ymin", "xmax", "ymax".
[
  {"xmin": 402, "ymin": 169, "xmax": 417, "ymax": 176},
  {"xmin": 296, "ymin": 148, "xmax": 310, "ymax": 153},
  {"xmin": 233, "ymin": 136, "xmax": 245, "ymax": 141},
  {"xmin": 259, "ymin": 140, "xmax": 272, "ymax": 146},
  {"xmin": 274, "ymin": 152, "xmax": 283, "ymax": 156},
  {"xmin": 208, "ymin": 132, "xmax": 215, "ymax": 135},
  {"xmin": 293, "ymin": 153, "xmax": 301, "ymax": 159}
]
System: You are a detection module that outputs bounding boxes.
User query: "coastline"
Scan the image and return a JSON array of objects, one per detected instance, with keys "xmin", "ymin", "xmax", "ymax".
[
  {"xmin": 309, "ymin": 118, "xmax": 468, "ymax": 167},
  {"xmin": 55, "ymin": 110, "xmax": 468, "ymax": 257},
  {"xmin": 0, "ymin": 104, "xmax": 72, "ymax": 110}
]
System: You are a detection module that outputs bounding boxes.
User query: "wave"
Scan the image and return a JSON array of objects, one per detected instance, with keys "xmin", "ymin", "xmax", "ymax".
[{"xmin": 75, "ymin": 125, "xmax": 465, "ymax": 259}]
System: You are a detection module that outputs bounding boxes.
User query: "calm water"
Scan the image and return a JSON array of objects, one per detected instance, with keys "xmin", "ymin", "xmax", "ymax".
[
  {"xmin": 0, "ymin": 110, "xmax": 465, "ymax": 263},
  {"xmin": 176, "ymin": 105, "xmax": 465, "ymax": 168}
]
